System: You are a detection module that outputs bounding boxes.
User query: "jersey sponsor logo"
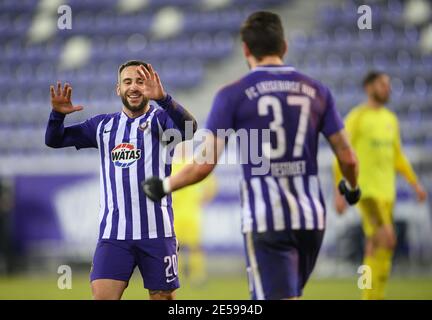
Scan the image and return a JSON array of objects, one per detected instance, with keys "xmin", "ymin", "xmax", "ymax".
[{"xmin": 111, "ymin": 143, "xmax": 141, "ymax": 168}]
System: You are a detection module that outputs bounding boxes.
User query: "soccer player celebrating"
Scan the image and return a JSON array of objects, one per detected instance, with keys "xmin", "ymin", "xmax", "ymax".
[
  {"xmin": 45, "ymin": 60, "xmax": 197, "ymax": 300},
  {"xmin": 333, "ymin": 71, "xmax": 427, "ymax": 300},
  {"xmin": 143, "ymin": 11, "xmax": 360, "ymax": 299}
]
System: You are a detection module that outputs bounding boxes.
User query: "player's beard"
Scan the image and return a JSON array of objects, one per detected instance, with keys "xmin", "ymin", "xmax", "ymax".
[
  {"xmin": 372, "ymin": 91, "xmax": 390, "ymax": 105},
  {"xmin": 121, "ymin": 93, "xmax": 149, "ymax": 113}
]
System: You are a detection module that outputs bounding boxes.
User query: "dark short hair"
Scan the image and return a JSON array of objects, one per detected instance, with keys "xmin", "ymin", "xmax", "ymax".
[
  {"xmin": 240, "ymin": 11, "xmax": 285, "ymax": 60},
  {"xmin": 118, "ymin": 60, "xmax": 149, "ymax": 81},
  {"xmin": 362, "ymin": 71, "xmax": 387, "ymax": 88}
]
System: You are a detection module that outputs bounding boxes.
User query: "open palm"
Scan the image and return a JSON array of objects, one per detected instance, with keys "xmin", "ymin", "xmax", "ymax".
[
  {"xmin": 50, "ymin": 82, "xmax": 83, "ymax": 114},
  {"xmin": 136, "ymin": 64, "xmax": 166, "ymax": 100}
]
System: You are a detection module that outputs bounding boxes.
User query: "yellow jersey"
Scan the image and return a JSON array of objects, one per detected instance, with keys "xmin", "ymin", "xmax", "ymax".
[{"xmin": 334, "ymin": 104, "xmax": 418, "ymax": 201}]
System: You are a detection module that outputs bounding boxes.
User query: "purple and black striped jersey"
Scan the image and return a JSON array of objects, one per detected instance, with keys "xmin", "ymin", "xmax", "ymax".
[
  {"xmin": 46, "ymin": 95, "xmax": 190, "ymax": 240},
  {"xmin": 206, "ymin": 65, "xmax": 344, "ymax": 233}
]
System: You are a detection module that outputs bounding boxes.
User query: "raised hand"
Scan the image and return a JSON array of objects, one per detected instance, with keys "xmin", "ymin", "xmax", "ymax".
[
  {"xmin": 50, "ymin": 81, "xmax": 83, "ymax": 115},
  {"xmin": 136, "ymin": 64, "xmax": 166, "ymax": 100}
]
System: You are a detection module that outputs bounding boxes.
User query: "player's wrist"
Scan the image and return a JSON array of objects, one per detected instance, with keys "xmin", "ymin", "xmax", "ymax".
[
  {"xmin": 162, "ymin": 177, "xmax": 171, "ymax": 194},
  {"xmin": 338, "ymin": 180, "xmax": 361, "ymax": 205},
  {"xmin": 345, "ymin": 181, "xmax": 358, "ymax": 191}
]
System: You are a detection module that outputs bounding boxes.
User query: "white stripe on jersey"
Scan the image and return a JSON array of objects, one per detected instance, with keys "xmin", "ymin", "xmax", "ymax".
[
  {"xmin": 309, "ymin": 176, "xmax": 325, "ymax": 230},
  {"xmin": 241, "ymin": 180, "xmax": 253, "ymax": 233},
  {"xmin": 96, "ymin": 120, "xmax": 105, "ymax": 225},
  {"xmin": 264, "ymin": 176, "xmax": 285, "ymax": 231},
  {"xmin": 102, "ymin": 118, "xmax": 115, "ymax": 239},
  {"xmin": 245, "ymin": 232, "xmax": 265, "ymax": 300},
  {"xmin": 250, "ymin": 178, "xmax": 267, "ymax": 232},
  {"xmin": 157, "ymin": 119, "xmax": 172, "ymax": 237},
  {"xmin": 129, "ymin": 118, "xmax": 142, "ymax": 239},
  {"xmin": 279, "ymin": 177, "xmax": 301, "ymax": 230},
  {"xmin": 293, "ymin": 176, "xmax": 314, "ymax": 230},
  {"xmin": 115, "ymin": 116, "xmax": 128, "ymax": 240},
  {"xmin": 144, "ymin": 110, "xmax": 158, "ymax": 239}
]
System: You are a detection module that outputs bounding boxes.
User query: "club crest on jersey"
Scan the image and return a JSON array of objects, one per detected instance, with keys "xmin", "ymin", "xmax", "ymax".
[
  {"xmin": 111, "ymin": 143, "xmax": 141, "ymax": 168},
  {"xmin": 139, "ymin": 121, "xmax": 149, "ymax": 131}
]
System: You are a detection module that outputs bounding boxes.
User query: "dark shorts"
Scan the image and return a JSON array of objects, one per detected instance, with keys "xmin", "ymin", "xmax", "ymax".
[
  {"xmin": 90, "ymin": 237, "xmax": 180, "ymax": 291},
  {"xmin": 243, "ymin": 230, "xmax": 324, "ymax": 300}
]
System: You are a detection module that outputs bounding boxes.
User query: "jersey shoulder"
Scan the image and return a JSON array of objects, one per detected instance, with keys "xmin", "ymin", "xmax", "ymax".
[
  {"xmin": 291, "ymin": 70, "xmax": 331, "ymax": 95},
  {"xmin": 149, "ymin": 105, "xmax": 175, "ymax": 131},
  {"xmin": 88, "ymin": 113, "xmax": 116, "ymax": 128},
  {"xmin": 344, "ymin": 104, "xmax": 369, "ymax": 120},
  {"xmin": 151, "ymin": 104, "xmax": 169, "ymax": 122},
  {"xmin": 215, "ymin": 68, "xmax": 334, "ymax": 103},
  {"xmin": 279, "ymin": 69, "xmax": 334, "ymax": 106},
  {"xmin": 215, "ymin": 77, "xmax": 246, "ymax": 101},
  {"xmin": 96, "ymin": 112, "xmax": 118, "ymax": 120},
  {"xmin": 346, "ymin": 104, "xmax": 397, "ymax": 120},
  {"xmin": 382, "ymin": 107, "xmax": 398, "ymax": 121}
]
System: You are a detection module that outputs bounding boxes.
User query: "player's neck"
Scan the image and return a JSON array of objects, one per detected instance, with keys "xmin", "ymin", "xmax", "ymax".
[
  {"xmin": 122, "ymin": 104, "xmax": 150, "ymax": 119},
  {"xmin": 366, "ymin": 99, "xmax": 382, "ymax": 109},
  {"xmin": 252, "ymin": 56, "xmax": 284, "ymax": 69}
]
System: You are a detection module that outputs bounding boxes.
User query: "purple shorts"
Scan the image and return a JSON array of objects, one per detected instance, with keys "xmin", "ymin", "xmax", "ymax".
[
  {"xmin": 244, "ymin": 230, "xmax": 324, "ymax": 299},
  {"xmin": 90, "ymin": 237, "xmax": 180, "ymax": 291}
]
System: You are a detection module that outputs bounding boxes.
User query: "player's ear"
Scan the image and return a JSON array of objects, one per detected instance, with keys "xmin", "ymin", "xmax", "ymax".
[
  {"xmin": 364, "ymin": 83, "xmax": 370, "ymax": 94},
  {"xmin": 282, "ymin": 40, "xmax": 288, "ymax": 56},
  {"xmin": 242, "ymin": 42, "xmax": 251, "ymax": 58},
  {"xmin": 116, "ymin": 83, "xmax": 120, "ymax": 96}
]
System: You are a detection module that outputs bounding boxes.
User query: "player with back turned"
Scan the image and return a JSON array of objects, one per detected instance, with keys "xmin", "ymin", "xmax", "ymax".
[
  {"xmin": 333, "ymin": 71, "xmax": 427, "ymax": 300},
  {"xmin": 45, "ymin": 61, "xmax": 197, "ymax": 300},
  {"xmin": 143, "ymin": 11, "xmax": 361, "ymax": 299}
]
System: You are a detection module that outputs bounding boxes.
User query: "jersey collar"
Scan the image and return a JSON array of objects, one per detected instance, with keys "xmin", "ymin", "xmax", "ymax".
[
  {"xmin": 120, "ymin": 105, "xmax": 154, "ymax": 122},
  {"xmin": 251, "ymin": 64, "xmax": 296, "ymax": 73}
]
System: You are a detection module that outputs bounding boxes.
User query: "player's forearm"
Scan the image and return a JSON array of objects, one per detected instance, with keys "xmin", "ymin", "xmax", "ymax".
[
  {"xmin": 337, "ymin": 148, "xmax": 359, "ymax": 188},
  {"xmin": 168, "ymin": 163, "xmax": 214, "ymax": 192},
  {"xmin": 142, "ymin": 162, "xmax": 214, "ymax": 204},
  {"xmin": 332, "ymin": 158, "xmax": 343, "ymax": 188},
  {"xmin": 333, "ymin": 145, "xmax": 359, "ymax": 188},
  {"xmin": 156, "ymin": 94, "xmax": 197, "ymax": 139},
  {"xmin": 328, "ymin": 130, "xmax": 359, "ymax": 188},
  {"xmin": 399, "ymin": 162, "xmax": 418, "ymax": 186},
  {"xmin": 395, "ymin": 152, "xmax": 418, "ymax": 186}
]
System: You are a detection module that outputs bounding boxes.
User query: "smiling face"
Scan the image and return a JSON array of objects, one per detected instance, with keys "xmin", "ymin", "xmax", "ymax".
[{"xmin": 117, "ymin": 65, "xmax": 149, "ymax": 113}]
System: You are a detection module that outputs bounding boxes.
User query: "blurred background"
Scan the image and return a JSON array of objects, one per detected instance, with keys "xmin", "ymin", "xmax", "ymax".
[{"xmin": 0, "ymin": 0, "xmax": 432, "ymax": 299}]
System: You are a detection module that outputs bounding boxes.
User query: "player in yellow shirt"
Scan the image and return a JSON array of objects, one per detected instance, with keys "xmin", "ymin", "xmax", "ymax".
[
  {"xmin": 171, "ymin": 141, "xmax": 217, "ymax": 285},
  {"xmin": 334, "ymin": 71, "xmax": 427, "ymax": 300}
]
